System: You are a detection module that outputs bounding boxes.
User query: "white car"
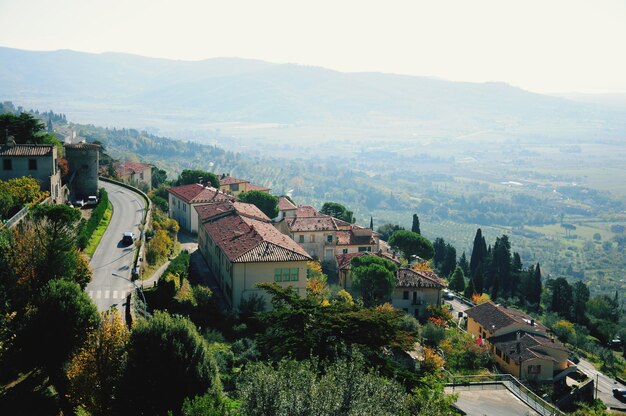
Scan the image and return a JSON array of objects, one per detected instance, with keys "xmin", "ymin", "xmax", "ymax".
[
  {"xmin": 74, "ymin": 199, "xmax": 85, "ymax": 208},
  {"xmin": 86, "ymin": 195, "xmax": 98, "ymax": 205}
]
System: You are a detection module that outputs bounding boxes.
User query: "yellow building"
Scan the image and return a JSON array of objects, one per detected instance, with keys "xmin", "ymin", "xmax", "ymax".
[
  {"xmin": 218, "ymin": 173, "xmax": 270, "ymax": 197},
  {"xmin": 167, "ymin": 183, "xmax": 235, "ymax": 234},
  {"xmin": 465, "ymin": 302, "xmax": 575, "ymax": 381},
  {"xmin": 196, "ymin": 200, "xmax": 311, "ymax": 309}
]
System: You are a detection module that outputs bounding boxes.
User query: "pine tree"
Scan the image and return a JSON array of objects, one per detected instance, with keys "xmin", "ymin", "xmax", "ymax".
[{"xmin": 412, "ymin": 214, "xmax": 421, "ymax": 234}]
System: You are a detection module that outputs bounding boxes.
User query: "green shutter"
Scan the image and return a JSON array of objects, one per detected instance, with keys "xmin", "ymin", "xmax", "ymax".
[
  {"xmin": 290, "ymin": 268, "xmax": 299, "ymax": 281},
  {"xmin": 274, "ymin": 268, "xmax": 282, "ymax": 282}
]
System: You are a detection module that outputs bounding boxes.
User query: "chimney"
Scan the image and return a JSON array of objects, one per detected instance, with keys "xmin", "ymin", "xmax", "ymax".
[{"xmin": 516, "ymin": 331, "xmax": 521, "ymax": 341}]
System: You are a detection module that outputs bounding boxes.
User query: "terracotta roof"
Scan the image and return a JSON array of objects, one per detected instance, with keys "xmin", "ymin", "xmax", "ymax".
[
  {"xmin": 203, "ymin": 213, "xmax": 311, "ymax": 263},
  {"xmin": 396, "ymin": 268, "xmax": 446, "ymax": 289},
  {"xmin": 0, "ymin": 144, "xmax": 54, "ymax": 157},
  {"xmin": 278, "ymin": 196, "xmax": 297, "ymax": 211},
  {"xmin": 246, "ymin": 183, "xmax": 271, "ymax": 192},
  {"xmin": 336, "ymin": 252, "xmax": 402, "ymax": 271},
  {"xmin": 336, "ymin": 230, "xmax": 375, "ymax": 246},
  {"xmin": 219, "ymin": 175, "xmax": 248, "ymax": 185},
  {"xmin": 64, "ymin": 143, "xmax": 100, "ymax": 149},
  {"xmin": 295, "ymin": 206, "xmax": 319, "ymax": 217},
  {"xmin": 168, "ymin": 183, "xmax": 235, "ymax": 204},
  {"xmin": 195, "ymin": 201, "xmax": 269, "ymax": 223},
  {"xmin": 493, "ymin": 333, "xmax": 566, "ymax": 364},
  {"xmin": 465, "ymin": 302, "xmax": 545, "ymax": 333},
  {"xmin": 115, "ymin": 161, "xmax": 152, "ymax": 177},
  {"xmin": 287, "ymin": 215, "xmax": 338, "ymax": 232}
]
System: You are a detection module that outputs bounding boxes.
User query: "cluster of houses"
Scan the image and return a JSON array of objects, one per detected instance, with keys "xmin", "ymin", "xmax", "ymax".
[
  {"xmin": 166, "ymin": 176, "xmax": 447, "ymax": 313},
  {"xmin": 465, "ymin": 301, "xmax": 576, "ymax": 381}
]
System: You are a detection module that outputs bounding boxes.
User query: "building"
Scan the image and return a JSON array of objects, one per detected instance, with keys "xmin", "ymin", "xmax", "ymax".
[
  {"xmin": 274, "ymin": 196, "xmax": 297, "ymax": 221},
  {"xmin": 337, "ymin": 253, "xmax": 445, "ymax": 318},
  {"xmin": 465, "ymin": 302, "xmax": 575, "ymax": 381},
  {"xmin": 275, "ymin": 205, "xmax": 379, "ymax": 262},
  {"xmin": 0, "ymin": 140, "xmax": 63, "ymax": 202},
  {"xmin": 195, "ymin": 200, "xmax": 311, "ymax": 308},
  {"xmin": 64, "ymin": 142, "xmax": 100, "ymax": 199},
  {"xmin": 392, "ymin": 268, "xmax": 446, "ymax": 319},
  {"xmin": 218, "ymin": 173, "xmax": 270, "ymax": 197},
  {"xmin": 167, "ymin": 183, "xmax": 235, "ymax": 234},
  {"xmin": 114, "ymin": 161, "xmax": 153, "ymax": 190}
]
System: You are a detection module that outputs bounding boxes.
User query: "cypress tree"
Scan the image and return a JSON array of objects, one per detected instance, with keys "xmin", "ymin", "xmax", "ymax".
[
  {"xmin": 449, "ymin": 266, "xmax": 466, "ymax": 293},
  {"xmin": 458, "ymin": 251, "xmax": 470, "ymax": 277},
  {"xmin": 473, "ymin": 263, "xmax": 484, "ymax": 295},
  {"xmin": 412, "ymin": 214, "xmax": 421, "ymax": 234},
  {"xmin": 531, "ymin": 263, "xmax": 542, "ymax": 306},
  {"xmin": 464, "ymin": 277, "xmax": 475, "ymax": 299},
  {"xmin": 469, "ymin": 229, "xmax": 485, "ymax": 276},
  {"xmin": 369, "ymin": 216, "xmax": 373, "ymax": 230}
]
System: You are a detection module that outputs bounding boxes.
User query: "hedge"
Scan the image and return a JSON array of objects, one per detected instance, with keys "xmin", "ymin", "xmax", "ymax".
[{"xmin": 77, "ymin": 188, "xmax": 109, "ymax": 250}]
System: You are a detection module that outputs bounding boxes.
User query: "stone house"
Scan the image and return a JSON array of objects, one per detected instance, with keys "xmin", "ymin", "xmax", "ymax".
[
  {"xmin": 195, "ymin": 200, "xmax": 311, "ymax": 309},
  {"xmin": 114, "ymin": 161, "xmax": 153, "ymax": 191},
  {"xmin": 167, "ymin": 183, "xmax": 235, "ymax": 234},
  {"xmin": 218, "ymin": 173, "xmax": 270, "ymax": 197}
]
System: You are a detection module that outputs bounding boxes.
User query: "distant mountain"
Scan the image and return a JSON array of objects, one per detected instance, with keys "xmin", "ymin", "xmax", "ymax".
[{"xmin": 1, "ymin": 46, "xmax": 624, "ymax": 131}]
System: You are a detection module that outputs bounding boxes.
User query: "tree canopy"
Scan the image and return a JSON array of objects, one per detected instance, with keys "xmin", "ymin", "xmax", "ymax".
[
  {"xmin": 177, "ymin": 169, "xmax": 220, "ymax": 188},
  {"xmin": 238, "ymin": 190, "xmax": 279, "ymax": 219},
  {"xmin": 350, "ymin": 255, "xmax": 397, "ymax": 306},
  {"xmin": 376, "ymin": 223, "xmax": 404, "ymax": 241},
  {"xmin": 320, "ymin": 202, "xmax": 355, "ymax": 223},
  {"xmin": 388, "ymin": 230, "xmax": 434, "ymax": 261}
]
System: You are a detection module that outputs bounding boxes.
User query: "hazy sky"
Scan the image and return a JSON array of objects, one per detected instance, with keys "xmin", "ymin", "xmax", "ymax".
[{"xmin": 1, "ymin": 0, "xmax": 625, "ymax": 94}]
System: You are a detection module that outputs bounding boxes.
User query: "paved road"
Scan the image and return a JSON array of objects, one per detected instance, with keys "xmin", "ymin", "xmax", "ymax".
[
  {"xmin": 86, "ymin": 181, "xmax": 146, "ymax": 313},
  {"xmin": 577, "ymin": 357, "xmax": 626, "ymax": 412},
  {"xmin": 446, "ymin": 386, "xmax": 540, "ymax": 416}
]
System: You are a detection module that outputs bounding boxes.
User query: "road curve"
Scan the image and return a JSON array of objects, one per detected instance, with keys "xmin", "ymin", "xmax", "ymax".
[{"xmin": 86, "ymin": 181, "xmax": 146, "ymax": 313}]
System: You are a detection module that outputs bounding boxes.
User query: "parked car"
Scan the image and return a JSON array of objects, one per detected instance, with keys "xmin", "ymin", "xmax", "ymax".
[
  {"xmin": 86, "ymin": 195, "xmax": 98, "ymax": 205},
  {"xmin": 608, "ymin": 338, "xmax": 622, "ymax": 349},
  {"xmin": 122, "ymin": 232, "xmax": 135, "ymax": 246},
  {"xmin": 74, "ymin": 199, "xmax": 84, "ymax": 208},
  {"xmin": 443, "ymin": 290, "xmax": 455, "ymax": 300},
  {"xmin": 613, "ymin": 388, "xmax": 626, "ymax": 402}
]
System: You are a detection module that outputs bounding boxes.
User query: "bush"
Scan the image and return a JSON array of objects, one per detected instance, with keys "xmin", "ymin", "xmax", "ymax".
[{"xmin": 77, "ymin": 188, "xmax": 109, "ymax": 250}]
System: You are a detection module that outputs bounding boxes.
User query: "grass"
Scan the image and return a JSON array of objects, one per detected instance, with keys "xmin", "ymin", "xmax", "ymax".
[{"xmin": 84, "ymin": 202, "xmax": 113, "ymax": 257}]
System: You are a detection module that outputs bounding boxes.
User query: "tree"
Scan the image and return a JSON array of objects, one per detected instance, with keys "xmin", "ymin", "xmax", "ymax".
[
  {"xmin": 469, "ymin": 229, "xmax": 487, "ymax": 277},
  {"xmin": 458, "ymin": 251, "xmax": 470, "ymax": 277},
  {"xmin": 320, "ymin": 202, "xmax": 355, "ymax": 223},
  {"xmin": 411, "ymin": 214, "xmax": 421, "ymax": 234},
  {"xmin": 572, "ymin": 281, "xmax": 590, "ymax": 324},
  {"xmin": 151, "ymin": 167, "xmax": 168, "ymax": 188},
  {"xmin": 178, "ymin": 169, "xmax": 220, "ymax": 188},
  {"xmin": 491, "ymin": 235, "xmax": 512, "ymax": 299},
  {"xmin": 388, "ymin": 230, "xmax": 434, "ymax": 261},
  {"xmin": 547, "ymin": 277, "xmax": 573, "ymax": 319},
  {"xmin": 238, "ymin": 190, "xmax": 279, "ymax": 219},
  {"xmin": 376, "ymin": 223, "xmax": 404, "ymax": 241},
  {"xmin": 530, "ymin": 263, "xmax": 542, "ymax": 306},
  {"xmin": 464, "ymin": 277, "xmax": 475, "ymax": 299},
  {"xmin": 448, "ymin": 266, "xmax": 465, "ymax": 293},
  {"xmin": 473, "ymin": 262, "xmax": 484, "ymax": 295},
  {"xmin": 66, "ymin": 309, "xmax": 130, "ymax": 416},
  {"xmin": 118, "ymin": 311, "xmax": 221, "ymax": 416},
  {"xmin": 350, "ymin": 255, "xmax": 397, "ymax": 306},
  {"xmin": 440, "ymin": 244, "xmax": 457, "ymax": 278},
  {"xmin": 0, "ymin": 112, "xmax": 46, "ymax": 143},
  {"xmin": 23, "ymin": 279, "xmax": 99, "ymax": 377}
]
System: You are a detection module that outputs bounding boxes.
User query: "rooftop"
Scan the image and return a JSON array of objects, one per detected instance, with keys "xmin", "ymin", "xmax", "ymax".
[
  {"xmin": 203, "ymin": 212, "xmax": 311, "ymax": 263},
  {"xmin": 396, "ymin": 268, "xmax": 447, "ymax": 289},
  {"xmin": 0, "ymin": 143, "xmax": 54, "ymax": 157},
  {"xmin": 115, "ymin": 161, "xmax": 152, "ymax": 176},
  {"xmin": 336, "ymin": 229, "xmax": 375, "ymax": 246},
  {"xmin": 492, "ymin": 333, "xmax": 566, "ymax": 363},
  {"xmin": 168, "ymin": 183, "xmax": 235, "ymax": 204},
  {"xmin": 465, "ymin": 302, "xmax": 546, "ymax": 333},
  {"xmin": 278, "ymin": 196, "xmax": 297, "ymax": 211},
  {"xmin": 64, "ymin": 142, "xmax": 100, "ymax": 150},
  {"xmin": 195, "ymin": 201, "xmax": 269, "ymax": 223}
]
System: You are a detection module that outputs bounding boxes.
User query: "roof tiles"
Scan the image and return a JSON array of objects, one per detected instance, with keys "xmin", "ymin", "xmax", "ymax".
[
  {"xmin": 168, "ymin": 183, "xmax": 235, "ymax": 204},
  {"xmin": 0, "ymin": 144, "xmax": 54, "ymax": 157}
]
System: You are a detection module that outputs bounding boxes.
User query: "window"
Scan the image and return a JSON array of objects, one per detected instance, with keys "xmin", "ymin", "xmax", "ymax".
[
  {"xmin": 403, "ymin": 291, "xmax": 409, "ymax": 300},
  {"xmin": 2, "ymin": 159, "xmax": 12, "ymax": 170},
  {"xmin": 28, "ymin": 159, "xmax": 37, "ymax": 170},
  {"xmin": 358, "ymin": 246, "xmax": 371, "ymax": 252},
  {"xmin": 230, "ymin": 183, "xmax": 239, "ymax": 192},
  {"xmin": 495, "ymin": 348, "xmax": 502, "ymax": 358},
  {"xmin": 528, "ymin": 365, "xmax": 541, "ymax": 374},
  {"xmin": 140, "ymin": 172, "xmax": 144, "ymax": 180},
  {"xmin": 310, "ymin": 234, "xmax": 315, "ymax": 243},
  {"xmin": 299, "ymin": 235, "xmax": 304, "ymax": 243},
  {"xmin": 274, "ymin": 268, "xmax": 299, "ymax": 282},
  {"xmin": 342, "ymin": 248, "xmax": 348, "ymax": 254},
  {"xmin": 327, "ymin": 235, "xmax": 333, "ymax": 243}
]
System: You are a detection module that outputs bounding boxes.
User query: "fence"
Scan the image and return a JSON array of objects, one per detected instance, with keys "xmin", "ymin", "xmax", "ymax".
[
  {"xmin": 2, "ymin": 205, "xmax": 29, "ymax": 229},
  {"xmin": 446, "ymin": 373, "xmax": 564, "ymax": 416}
]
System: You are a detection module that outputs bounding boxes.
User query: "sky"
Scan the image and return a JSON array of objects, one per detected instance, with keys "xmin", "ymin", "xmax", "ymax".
[{"xmin": 1, "ymin": 0, "xmax": 625, "ymax": 94}]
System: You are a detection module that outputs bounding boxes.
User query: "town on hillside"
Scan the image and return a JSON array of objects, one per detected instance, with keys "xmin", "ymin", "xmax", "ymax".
[{"xmin": 1, "ymin": 110, "xmax": 624, "ymax": 415}]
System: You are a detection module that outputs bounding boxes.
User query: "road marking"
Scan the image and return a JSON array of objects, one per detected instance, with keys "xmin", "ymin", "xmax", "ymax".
[
  {"xmin": 96, "ymin": 290, "xmax": 101, "ymax": 299},
  {"xmin": 120, "ymin": 291, "xmax": 126, "ymax": 299},
  {"xmin": 89, "ymin": 291, "xmax": 94, "ymax": 298},
  {"xmin": 104, "ymin": 290, "xmax": 110, "ymax": 299},
  {"xmin": 113, "ymin": 290, "xmax": 118, "ymax": 299}
]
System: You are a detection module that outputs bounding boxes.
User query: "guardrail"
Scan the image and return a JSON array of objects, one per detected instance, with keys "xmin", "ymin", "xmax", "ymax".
[
  {"xmin": 446, "ymin": 373, "xmax": 564, "ymax": 416},
  {"xmin": 2, "ymin": 205, "xmax": 29, "ymax": 229}
]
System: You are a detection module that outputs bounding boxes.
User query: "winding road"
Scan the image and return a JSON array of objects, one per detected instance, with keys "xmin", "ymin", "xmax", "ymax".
[{"xmin": 86, "ymin": 180, "xmax": 146, "ymax": 313}]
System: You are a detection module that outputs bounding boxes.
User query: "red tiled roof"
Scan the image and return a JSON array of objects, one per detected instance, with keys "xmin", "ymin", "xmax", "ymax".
[
  {"xmin": 278, "ymin": 196, "xmax": 297, "ymax": 211},
  {"xmin": 287, "ymin": 215, "xmax": 338, "ymax": 232},
  {"xmin": 336, "ymin": 252, "xmax": 401, "ymax": 271},
  {"xmin": 168, "ymin": 183, "xmax": 235, "ymax": 204},
  {"xmin": 246, "ymin": 183, "xmax": 271, "ymax": 192},
  {"xmin": 64, "ymin": 142, "xmax": 100, "ymax": 149},
  {"xmin": 336, "ymin": 230, "xmax": 375, "ymax": 246},
  {"xmin": 195, "ymin": 201, "xmax": 269, "ymax": 223},
  {"xmin": 295, "ymin": 206, "xmax": 319, "ymax": 217},
  {"xmin": 220, "ymin": 175, "xmax": 247, "ymax": 185},
  {"xmin": 203, "ymin": 213, "xmax": 311, "ymax": 263},
  {"xmin": 465, "ymin": 302, "xmax": 546, "ymax": 333},
  {"xmin": 396, "ymin": 268, "xmax": 446, "ymax": 289},
  {"xmin": 492, "ymin": 333, "xmax": 566, "ymax": 364},
  {"xmin": 0, "ymin": 144, "xmax": 54, "ymax": 156},
  {"xmin": 115, "ymin": 161, "xmax": 152, "ymax": 177}
]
